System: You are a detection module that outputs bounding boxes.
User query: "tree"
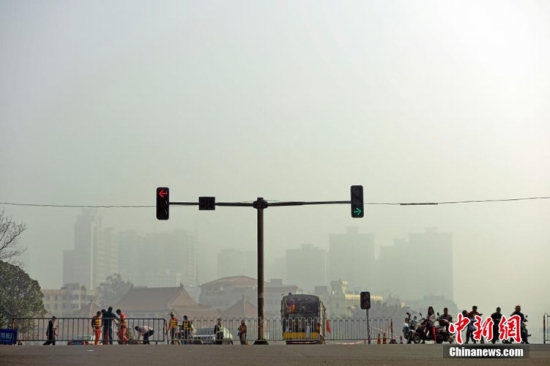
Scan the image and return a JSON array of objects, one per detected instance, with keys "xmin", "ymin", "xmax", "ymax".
[
  {"xmin": 0, "ymin": 210, "xmax": 27, "ymax": 262},
  {"xmin": 97, "ymin": 273, "xmax": 133, "ymax": 307},
  {"xmin": 0, "ymin": 261, "xmax": 46, "ymax": 329}
]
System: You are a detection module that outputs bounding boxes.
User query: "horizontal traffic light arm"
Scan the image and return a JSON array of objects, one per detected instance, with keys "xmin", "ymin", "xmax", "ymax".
[
  {"xmin": 268, "ymin": 201, "xmax": 350, "ymax": 207},
  {"xmin": 168, "ymin": 200, "xmax": 352, "ymax": 207},
  {"xmin": 169, "ymin": 201, "xmax": 254, "ymax": 207}
]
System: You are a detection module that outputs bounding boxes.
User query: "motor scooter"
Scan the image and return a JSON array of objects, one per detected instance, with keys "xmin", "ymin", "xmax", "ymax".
[
  {"xmin": 403, "ymin": 312, "xmax": 418, "ymax": 344},
  {"xmin": 502, "ymin": 315, "xmax": 530, "ymax": 344}
]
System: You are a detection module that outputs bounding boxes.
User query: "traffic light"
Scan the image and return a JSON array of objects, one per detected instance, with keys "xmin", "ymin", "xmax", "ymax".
[
  {"xmin": 156, "ymin": 187, "xmax": 169, "ymax": 220},
  {"xmin": 199, "ymin": 196, "xmax": 216, "ymax": 210},
  {"xmin": 350, "ymin": 185, "xmax": 364, "ymax": 218},
  {"xmin": 360, "ymin": 291, "xmax": 371, "ymax": 310}
]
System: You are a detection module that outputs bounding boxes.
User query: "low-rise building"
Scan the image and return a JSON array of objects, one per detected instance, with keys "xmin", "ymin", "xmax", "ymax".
[
  {"xmin": 317, "ymin": 280, "xmax": 383, "ymax": 318},
  {"xmin": 113, "ymin": 285, "xmax": 222, "ymax": 320},
  {"xmin": 42, "ymin": 283, "xmax": 98, "ymax": 317},
  {"xmin": 199, "ymin": 276, "xmax": 301, "ymax": 317}
]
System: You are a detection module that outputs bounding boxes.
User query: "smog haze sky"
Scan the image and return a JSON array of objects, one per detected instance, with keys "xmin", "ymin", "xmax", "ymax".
[{"xmin": 1, "ymin": 0, "xmax": 549, "ymax": 326}]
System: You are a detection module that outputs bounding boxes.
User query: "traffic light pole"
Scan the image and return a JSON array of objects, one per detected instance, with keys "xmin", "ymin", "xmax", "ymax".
[
  {"xmin": 168, "ymin": 196, "xmax": 358, "ymax": 345},
  {"xmin": 366, "ymin": 308, "xmax": 371, "ymax": 345},
  {"xmin": 253, "ymin": 198, "xmax": 268, "ymax": 345}
]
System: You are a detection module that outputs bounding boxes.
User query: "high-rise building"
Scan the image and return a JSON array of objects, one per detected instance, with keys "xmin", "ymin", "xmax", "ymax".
[
  {"xmin": 328, "ymin": 227, "xmax": 375, "ymax": 291},
  {"xmin": 379, "ymin": 227, "xmax": 453, "ymax": 301},
  {"xmin": 266, "ymin": 255, "xmax": 286, "ymax": 282},
  {"xmin": 118, "ymin": 229, "xmax": 197, "ymax": 288},
  {"xmin": 62, "ymin": 210, "xmax": 118, "ymax": 289},
  {"xmin": 286, "ymin": 244, "xmax": 327, "ymax": 293},
  {"xmin": 217, "ymin": 249, "xmax": 256, "ymax": 278},
  {"xmin": 117, "ymin": 230, "xmax": 145, "ymax": 285}
]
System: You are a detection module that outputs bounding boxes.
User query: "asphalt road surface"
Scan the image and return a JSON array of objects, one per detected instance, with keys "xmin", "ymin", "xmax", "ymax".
[{"xmin": 1, "ymin": 344, "xmax": 549, "ymax": 366}]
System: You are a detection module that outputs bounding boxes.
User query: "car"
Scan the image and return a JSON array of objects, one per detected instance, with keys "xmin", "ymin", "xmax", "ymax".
[
  {"xmin": 68, "ymin": 335, "xmax": 95, "ymax": 346},
  {"xmin": 190, "ymin": 327, "xmax": 233, "ymax": 345}
]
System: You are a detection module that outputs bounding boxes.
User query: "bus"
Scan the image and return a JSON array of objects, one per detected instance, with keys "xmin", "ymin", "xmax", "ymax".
[{"xmin": 281, "ymin": 294, "xmax": 327, "ymax": 344}]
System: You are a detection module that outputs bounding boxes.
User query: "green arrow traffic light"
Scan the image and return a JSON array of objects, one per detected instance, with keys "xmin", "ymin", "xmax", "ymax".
[{"xmin": 350, "ymin": 185, "xmax": 364, "ymax": 218}]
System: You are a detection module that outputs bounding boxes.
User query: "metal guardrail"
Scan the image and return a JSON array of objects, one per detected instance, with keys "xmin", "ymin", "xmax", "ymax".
[
  {"xmin": 11, "ymin": 317, "xmax": 393, "ymax": 344},
  {"xmin": 188, "ymin": 317, "xmax": 393, "ymax": 343},
  {"xmin": 11, "ymin": 318, "xmax": 166, "ymax": 344}
]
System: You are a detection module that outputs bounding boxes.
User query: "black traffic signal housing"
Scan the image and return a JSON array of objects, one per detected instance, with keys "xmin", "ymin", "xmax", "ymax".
[
  {"xmin": 156, "ymin": 187, "xmax": 170, "ymax": 220},
  {"xmin": 199, "ymin": 196, "xmax": 216, "ymax": 210},
  {"xmin": 351, "ymin": 185, "xmax": 364, "ymax": 218},
  {"xmin": 360, "ymin": 291, "xmax": 371, "ymax": 310}
]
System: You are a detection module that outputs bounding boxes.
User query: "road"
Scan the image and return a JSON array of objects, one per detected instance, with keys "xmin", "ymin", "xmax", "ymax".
[{"xmin": 1, "ymin": 344, "xmax": 549, "ymax": 366}]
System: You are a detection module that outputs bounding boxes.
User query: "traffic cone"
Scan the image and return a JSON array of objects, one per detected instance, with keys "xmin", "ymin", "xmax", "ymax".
[
  {"xmin": 399, "ymin": 336, "xmax": 403, "ymax": 344},
  {"xmin": 383, "ymin": 333, "xmax": 387, "ymax": 344}
]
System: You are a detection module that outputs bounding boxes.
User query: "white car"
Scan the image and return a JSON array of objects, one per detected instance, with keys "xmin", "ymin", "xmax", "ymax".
[
  {"xmin": 191, "ymin": 327, "xmax": 233, "ymax": 345},
  {"xmin": 67, "ymin": 335, "xmax": 95, "ymax": 346}
]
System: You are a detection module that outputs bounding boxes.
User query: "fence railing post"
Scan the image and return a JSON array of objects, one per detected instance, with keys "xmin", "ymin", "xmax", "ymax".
[{"xmin": 544, "ymin": 313, "xmax": 547, "ymax": 345}]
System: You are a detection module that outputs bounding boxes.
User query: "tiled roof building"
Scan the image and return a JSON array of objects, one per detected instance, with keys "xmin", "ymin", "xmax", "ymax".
[{"xmin": 113, "ymin": 285, "xmax": 222, "ymax": 320}]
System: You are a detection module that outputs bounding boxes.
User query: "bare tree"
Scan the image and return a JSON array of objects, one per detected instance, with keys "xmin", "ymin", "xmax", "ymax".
[{"xmin": 0, "ymin": 210, "xmax": 27, "ymax": 262}]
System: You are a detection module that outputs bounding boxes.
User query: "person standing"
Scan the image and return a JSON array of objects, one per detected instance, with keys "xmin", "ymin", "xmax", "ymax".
[
  {"xmin": 166, "ymin": 312, "xmax": 179, "ymax": 344},
  {"xmin": 465, "ymin": 306, "xmax": 482, "ymax": 344},
  {"xmin": 214, "ymin": 318, "xmax": 224, "ymax": 345},
  {"xmin": 490, "ymin": 307, "xmax": 503, "ymax": 344},
  {"xmin": 238, "ymin": 320, "xmax": 247, "ymax": 345},
  {"xmin": 135, "ymin": 325, "xmax": 154, "ymax": 345},
  {"xmin": 43, "ymin": 316, "xmax": 57, "ymax": 345},
  {"xmin": 91, "ymin": 312, "xmax": 102, "ymax": 345},
  {"xmin": 102, "ymin": 307, "xmax": 118, "ymax": 345},
  {"xmin": 115, "ymin": 309, "xmax": 128, "ymax": 345},
  {"xmin": 421, "ymin": 306, "xmax": 436, "ymax": 343},
  {"xmin": 181, "ymin": 315, "xmax": 192, "ymax": 344}
]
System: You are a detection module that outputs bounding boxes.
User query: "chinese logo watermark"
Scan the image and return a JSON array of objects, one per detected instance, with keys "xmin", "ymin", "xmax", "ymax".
[{"xmin": 448, "ymin": 313, "xmax": 521, "ymax": 344}]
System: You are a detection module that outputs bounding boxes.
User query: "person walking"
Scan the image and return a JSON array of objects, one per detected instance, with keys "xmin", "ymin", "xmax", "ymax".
[
  {"xmin": 238, "ymin": 320, "xmax": 247, "ymax": 345},
  {"xmin": 43, "ymin": 316, "xmax": 57, "ymax": 345},
  {"xmin": 135, "ymin": 325, "xmax": 154, "ymax": 345},
  {"xmin": 91, "ymin": 312, "xmax": 102, "ymax": 345}
]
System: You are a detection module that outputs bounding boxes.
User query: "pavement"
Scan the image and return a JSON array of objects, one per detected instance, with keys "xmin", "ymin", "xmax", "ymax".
[{"xmin": 1, "ymin": 343, "xmax": 549, "ymax": 366}]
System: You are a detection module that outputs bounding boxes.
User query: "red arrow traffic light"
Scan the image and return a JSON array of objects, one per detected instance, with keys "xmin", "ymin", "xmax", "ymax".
[{"xmin": 156, "ymin": 187, "xmax": 169, "ymax": 220}]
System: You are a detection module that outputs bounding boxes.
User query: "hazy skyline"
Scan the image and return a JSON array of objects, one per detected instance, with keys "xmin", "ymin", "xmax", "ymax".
[{"xmin": 1, "ymin": 0, "xmax": 549, "ymax": 331}]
